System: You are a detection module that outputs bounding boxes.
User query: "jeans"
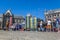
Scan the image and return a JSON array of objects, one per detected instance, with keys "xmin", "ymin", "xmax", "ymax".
[{"xmin": 40, "ymin": 25, "xmax": 44, "ymax": 31}]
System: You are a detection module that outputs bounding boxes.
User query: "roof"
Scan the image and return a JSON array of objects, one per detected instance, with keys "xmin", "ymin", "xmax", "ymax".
[
  {"xmin": 45, "ymin": 9, "xmax": 60, "ymax": 14},
  {"xmin": 14, "ymin": 16, "xmax": 25, "ymax": 19},
  {"xmin": 5, "ymin": 10, "xmax": 12, "ymax": 16}
]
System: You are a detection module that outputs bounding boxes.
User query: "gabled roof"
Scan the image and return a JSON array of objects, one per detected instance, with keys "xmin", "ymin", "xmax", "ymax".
[{"xmin": 5, "ymin": 10, "xmax": 12, "ymax": 16}]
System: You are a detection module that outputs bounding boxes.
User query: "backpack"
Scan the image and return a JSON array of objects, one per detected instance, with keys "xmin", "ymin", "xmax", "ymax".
[{"xmin": 58, "ymin": 19, "xmax": 60, "ymax": 25}]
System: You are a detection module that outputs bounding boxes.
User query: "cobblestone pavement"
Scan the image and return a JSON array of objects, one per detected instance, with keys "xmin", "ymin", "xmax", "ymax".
[{"xmin": 0, "ymin": 30, "xmax": 60, "ymax": 40}]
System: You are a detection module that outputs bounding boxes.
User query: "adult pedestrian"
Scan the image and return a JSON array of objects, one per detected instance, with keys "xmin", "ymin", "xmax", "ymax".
[
  {"xmin": 40, "ymin": 21, "xmax": 44, "ymax": 31},
  {"xmin": 46, "ymin": 19, "xmax": 51, "ymax": 32},
  {"xmin": 57, "ymin": 18, "xmax": 60, "ymax": 32}
]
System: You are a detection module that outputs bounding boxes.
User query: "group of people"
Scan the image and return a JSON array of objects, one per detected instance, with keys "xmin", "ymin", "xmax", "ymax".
[
  {"xmin": 2, "ymin": 16, "xmax": 60, "ymax": 32},
  {"xmin": 3, "ymin": 23, "xmax": 23, "ymax": 31},
  {"xmin": 38, "ymin": 17, "xmax": 60, "ymax": 32}
]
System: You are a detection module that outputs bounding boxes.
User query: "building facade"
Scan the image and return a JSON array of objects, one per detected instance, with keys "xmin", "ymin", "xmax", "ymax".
[
  {"xmin": 25, "ymin": 14, "xmax": 38, "ymax": 30},
  {"xmin": 25, "ymin": 14, "xmax": 32, "ymax": 30},
  {"xmin": 14, "ymin": 16, "xmax": 25, "ymax": 23},
  {"xmin": 0, "ymin": 10, "xmax": 25, "ymax": 29},
  {"xmin": 45, "ymin": 9, "xmax": 60, "ymax": 22},
  {"xmin": 2, "ymin": 10, "xmax": 14, "ymax": 29},
  {"xmin": 33, "ymin": 16, "xmax": 37, "ymax": 30}
]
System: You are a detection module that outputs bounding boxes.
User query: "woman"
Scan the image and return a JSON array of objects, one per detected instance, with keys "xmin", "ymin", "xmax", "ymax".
[
  {"xmin": 40, "ymin": 21, "xmax": 44, "ymax": 31},
  {"xmin": 57, "ymin": 18, "xmax": 60, "ymax": 32},
  {"xmin": 46, "ymin": 19, "xmax": 51, "ymax": 32}
]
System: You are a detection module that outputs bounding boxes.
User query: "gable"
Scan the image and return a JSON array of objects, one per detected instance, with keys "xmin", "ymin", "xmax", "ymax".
[{"xmin": 5, "ymin": 10, "xmax": 12, "ymax": 16}]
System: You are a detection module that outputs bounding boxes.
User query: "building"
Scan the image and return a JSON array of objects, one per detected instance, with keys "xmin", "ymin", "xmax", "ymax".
[
  {"xmin": 0, "ymin": 14, "xmax": 3, "ymax": 29},
  {"xmin": 30, "ymin": 16, "xmax": 33, "ymax": 30},
  {"xmin": 0, "ymin": 10, "xmax": 25, "ymax": 29},
  {"xmin": 14, "ymin": 16, "xmax": 25, "ymax": 23},
  {"xmin": 25, "ymin": 14, "xmax": 38, "ymax": 30},
  {"xmin": 33, "ymin": 16, "xmax": 37, "ymax": 30},
  {"xmin": 44, "ymin": 9, "xmax": 60, "ymax": 22},
  {"xmin": 2, "ymin": 10, "xmax": 14, "ymax": 29},
  {"xmin": 25, "ymin": 14, "xmax": 32, "ymax": 30}
]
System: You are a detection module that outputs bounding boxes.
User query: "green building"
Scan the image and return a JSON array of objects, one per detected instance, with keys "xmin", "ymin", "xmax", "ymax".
[
  {"xmin": 33, "ymin": 17, "xmax": 37, "ymax": 30},
  {"xmin": 25, "ymin": 14, "xmax": 30, "ymax": 30},
  {"xmin": 30, "ymin": 17, "xmax": 33, "ymax": 30}
]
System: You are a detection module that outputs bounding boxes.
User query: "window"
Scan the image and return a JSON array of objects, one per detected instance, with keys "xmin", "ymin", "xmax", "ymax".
[
  {"xmin": 50, "ymin": 15, "xmax": 51, "ymax": 18},
  {"xmin": 53, "ymin": 14, "xmax": 56, "ymax": 17},
  {"xmin": 48, "ymin": 16, "xmax": 49, "ymax": 18},
  {"xmin": 46, "ymin": 16, "xmax": 47, "ymax": 18},
  {"xmin": 15, "ymin": 19, "xmax": 17, "ymax": 23},
  {"xmin": 47, "ymin": 15, "xmax": 51, "ymax": 18},
  {"xmin": 57, "ymin": 14, "xmax": 59, "ymax": 17}
]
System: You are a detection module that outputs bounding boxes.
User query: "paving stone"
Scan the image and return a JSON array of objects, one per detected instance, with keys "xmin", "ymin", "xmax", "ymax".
[{"xmin": 0, "ymin": 31, "xmax": 59, "ymax": 40}]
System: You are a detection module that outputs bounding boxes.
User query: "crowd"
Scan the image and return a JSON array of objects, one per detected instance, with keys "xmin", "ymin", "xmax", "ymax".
[
  {"xmin": 2, "ymin": 17, "xmax": 60, "ymax": 32},
  {"xmin": 38, "ymin": 18, "xmax": 60, "ymax": 32}
]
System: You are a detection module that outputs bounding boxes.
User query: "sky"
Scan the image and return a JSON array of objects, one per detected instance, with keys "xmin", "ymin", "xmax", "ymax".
[{"xmin": 0, "ymin": 0, "xmax": 60, "ymax": 20}]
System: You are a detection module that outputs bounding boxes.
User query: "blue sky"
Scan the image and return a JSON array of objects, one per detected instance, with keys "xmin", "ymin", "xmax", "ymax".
[{"xmin": 0, "ymin": 0, "xmax": 60, "ymax": 20}]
